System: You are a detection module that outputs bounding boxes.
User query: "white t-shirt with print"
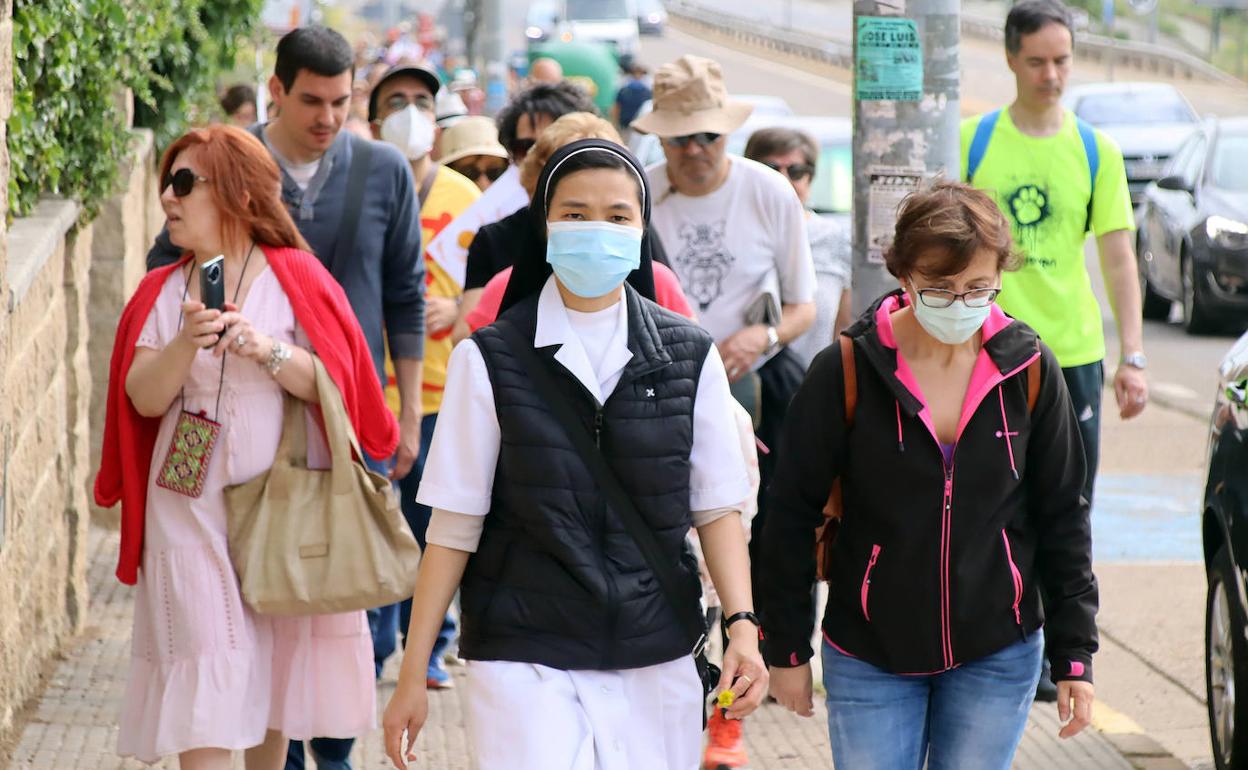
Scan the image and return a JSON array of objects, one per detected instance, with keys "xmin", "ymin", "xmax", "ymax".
[{"xmin": 646, "ymin": 156, "xmax": 816, "ymax": 346}]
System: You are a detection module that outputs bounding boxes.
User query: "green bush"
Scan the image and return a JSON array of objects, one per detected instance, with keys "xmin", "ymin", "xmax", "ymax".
[{"xmin": 10, "ymin": 0, "xmax": 263, "ymax": 220}]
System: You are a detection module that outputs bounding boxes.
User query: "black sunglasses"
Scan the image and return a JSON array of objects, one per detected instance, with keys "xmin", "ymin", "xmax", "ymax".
[
  {"xmin": 662, "ymin": 132, "xmax": 721, "ymax": 149},
  {"xmin": 162, "ymin": 167, "xmax": 209, "ymax": 197},
  {"xmin": 509, "ymin": 138, "xmax": 536, "ymax": 160},
  {"xmin": 450, "ymin": 161, "xmax": 508, "ymax": 184},
  {"xmin": 764, "ymin": 161, "xmax": 815, "ymax": 182}
]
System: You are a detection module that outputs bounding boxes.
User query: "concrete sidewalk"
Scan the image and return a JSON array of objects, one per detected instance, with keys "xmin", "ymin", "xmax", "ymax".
[{"xmin": 3, "ymin": 527, "xmax": 1151, "ymax": 769}]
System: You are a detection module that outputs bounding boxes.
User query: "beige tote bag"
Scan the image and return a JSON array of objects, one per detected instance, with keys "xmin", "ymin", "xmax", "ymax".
[{"xmin": 225, "ymin": 357, "xmax": 421, "ymax": 615}]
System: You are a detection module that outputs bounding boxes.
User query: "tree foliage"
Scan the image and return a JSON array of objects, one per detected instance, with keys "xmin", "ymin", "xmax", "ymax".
[{"xmin": 10, "ymin": 0, "xmax": 264, "ymax": 219}]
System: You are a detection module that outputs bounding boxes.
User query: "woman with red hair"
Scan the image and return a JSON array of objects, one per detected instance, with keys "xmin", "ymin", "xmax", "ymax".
[{"xmin": 95, "ymin": 125, "xmax": 397, "ymax": 768}]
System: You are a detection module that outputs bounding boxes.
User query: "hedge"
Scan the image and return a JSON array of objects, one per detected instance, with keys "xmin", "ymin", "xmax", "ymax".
[{"xmin": 10, "ymin": 0, "xmax": 264, "ymax": 220}]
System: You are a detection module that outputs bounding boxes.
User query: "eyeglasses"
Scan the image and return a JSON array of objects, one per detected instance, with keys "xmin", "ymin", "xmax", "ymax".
[
  {"xmin": 914, "ymin": 286, "xmax": 1002, "ymax": 309},
  {"xmin": 662, "ymin": 132, "xmax": 721, "ymax": 149},
  {"xmin": 449, "ymin": 160, "xmax": 508, "ymax": 184},
  {"xmin": 764, "ymin": 161, "xmax": 815, "ymax": 182},
  {"xmin": 162, "ymin": 168, "xmax": 209, "ymax": 197},
  {"xmin": 508, "ymin": 138, "xmax": 536, "ymax": 161},
  {"xmin": 384, "ymin": 93, "xmax": 435, "ymax": 113}
]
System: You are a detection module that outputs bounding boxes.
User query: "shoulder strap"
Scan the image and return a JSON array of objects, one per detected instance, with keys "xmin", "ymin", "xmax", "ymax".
[
  {"xmin": 1076, "ymin": 117, "xmax": 1100, "ymax": 234},
  {"xmin": 966, "ymin": 109, "xmax": 1002, "ymax": 183},
  {"xmin": 497, "ymin": 323, "xmax": 708, "ymax": 653},
  {"xmin": 1027, "ymin": 356, "xmax": 1042, "ymax": 413},
  {"xmin": 331, "ymin": 137, "xmax": 374, "ymax": 274},
  {"xmin": 839, "ymin": 334, "xmax": 857, "ymax": 428},
  {"xmin": 418, "ymin": 166, "xmax": 438, "ymax": 208}
]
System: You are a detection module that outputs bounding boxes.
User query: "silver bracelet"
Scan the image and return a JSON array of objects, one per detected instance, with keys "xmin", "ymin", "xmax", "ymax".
[{"xmin": 265, "ymin": 340, "xmax": 293, "ymax": 377}]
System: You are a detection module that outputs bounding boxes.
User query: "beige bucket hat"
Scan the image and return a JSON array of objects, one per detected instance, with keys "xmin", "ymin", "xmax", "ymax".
[
  {"xmin": 437, "ymin": 115, "xmax": 509, "ymax": 166},
  {"xmin": 630, "ymin": 55, "xmax": 753, "ymax": 138}
]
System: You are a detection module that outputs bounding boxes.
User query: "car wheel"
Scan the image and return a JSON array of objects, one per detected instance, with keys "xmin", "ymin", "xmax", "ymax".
[
  {"xmin": 1208, "ymin": 545, "xmax": 1248, "ymax": 770},
  {"xmin": 1138, "ymin": 235, "xmax": 1171, "ymax": 321},
  {"xmin": 1184, "ymin": 252, "xmax": 1218, "ymax": 335}
]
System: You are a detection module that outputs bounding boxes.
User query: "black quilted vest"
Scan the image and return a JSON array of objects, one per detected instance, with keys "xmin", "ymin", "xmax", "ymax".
[{"xmin": 462, "ymin": 286, "xmax": 714, "ymax": 670}]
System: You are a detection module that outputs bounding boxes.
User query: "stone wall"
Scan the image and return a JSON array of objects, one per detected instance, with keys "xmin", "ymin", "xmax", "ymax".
[{"xmin": 0, "ymin": 110, "xmax": 159, "ymax": 746}]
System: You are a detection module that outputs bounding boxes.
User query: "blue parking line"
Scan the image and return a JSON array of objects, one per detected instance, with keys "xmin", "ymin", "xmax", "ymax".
[{"xmin": 1091, "ymin": 473, "xmax": 1204, "ymax": 563}]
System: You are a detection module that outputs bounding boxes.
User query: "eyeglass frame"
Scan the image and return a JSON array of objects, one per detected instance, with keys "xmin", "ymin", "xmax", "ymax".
[
  {"xmin": 379, "ymin": 92, "xmax": 436, "ymax": 117},
  {"xmin": 162, "ymin": 168, "xmax": 210, "ymax": 198},
  {"xmin": 661, "ymin": 132, "xmax": 722, "ymax": 149},
  {"xmin": 448, "ymin": 158, "xmax": 509, "ymax": 184},
  {"xmin": 912, "ymin": 285, "xmax": 1002, "ymax": 309}
]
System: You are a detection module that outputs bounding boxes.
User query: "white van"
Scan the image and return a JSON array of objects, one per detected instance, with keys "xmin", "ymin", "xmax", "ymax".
[{"xmin": 556, "ymin": 0, "xmax": 640, "ymax": 56}]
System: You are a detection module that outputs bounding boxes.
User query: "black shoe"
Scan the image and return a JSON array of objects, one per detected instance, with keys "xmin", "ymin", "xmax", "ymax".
[{"xmin": 1034, "ymin": 659, "xmax": 1058, "ymax": 702}]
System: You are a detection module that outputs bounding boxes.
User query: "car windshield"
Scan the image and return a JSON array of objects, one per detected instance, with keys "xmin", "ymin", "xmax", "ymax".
[
  {"xmin": 565, "ymin": 0, "xmax": 631, "ymax": 20},
  {"xmin": 1075, "ymin": 91, "xmax": 1196, "ymax": 126},
  {"xmin": 1212, "ymin": 133, "xmax": 1248, "ymax": 191}
]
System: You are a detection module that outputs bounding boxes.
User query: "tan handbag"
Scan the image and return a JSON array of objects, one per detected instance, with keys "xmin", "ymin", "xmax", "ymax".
[{"xmin": 225, "ymin": 357, "xmax": 422, "ymax": 615}]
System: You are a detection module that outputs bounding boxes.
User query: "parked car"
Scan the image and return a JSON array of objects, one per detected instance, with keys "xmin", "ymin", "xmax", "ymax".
[
  {"xmin": 1136, "ymin": 117, "xmax": 1248, "ymax": 333},
  {"xmin": 1202, "ymin": 327, "xmax": 1248, "ymax": 768},
  {"xmin": 1062, "ymin": 82, "xmax": 1199, "ymax": 204},
  {"xmin": 525, "ymin": 0, "xmax": 558, "ymax": 42},
  {"xmin": 637, "ymin": 0, "xmax": 667, "ymax": 34}
]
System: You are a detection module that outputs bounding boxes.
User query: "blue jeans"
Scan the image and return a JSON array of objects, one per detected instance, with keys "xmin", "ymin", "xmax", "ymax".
[
  {"xmin": 368, "ymin": 413, "xmax": 456, "ymax": 679},
  {"xmin": 822, "ymin": 632, "xmax": 1043, "ymax": 770}
]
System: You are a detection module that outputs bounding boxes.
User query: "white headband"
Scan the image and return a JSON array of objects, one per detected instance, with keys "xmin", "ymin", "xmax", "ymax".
[{"xmin": 542, "ymin": 145, "xmax": 647, "ymax": 214}]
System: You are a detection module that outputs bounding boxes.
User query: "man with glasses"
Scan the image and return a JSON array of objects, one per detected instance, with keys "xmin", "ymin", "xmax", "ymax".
[
  {"xmin": 455, "ymin": 80, "xmax": 598, "ymax": 324},
  {"xmin": 367, "ymin": 62, "xmax": 481, "ymax": 692},
  {"xmin": 146, "ymin": 27, "xmax": 425, "ymax": 770},
  {"xmin": 632, "ymin": 54, "xmax": 815, "ymax": 770}
]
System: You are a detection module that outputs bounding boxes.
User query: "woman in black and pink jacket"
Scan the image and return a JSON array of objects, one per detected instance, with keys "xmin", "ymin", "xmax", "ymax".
[{"xmin": 758, "ymin": 181, "xmax": 1098, "ymax": 770}]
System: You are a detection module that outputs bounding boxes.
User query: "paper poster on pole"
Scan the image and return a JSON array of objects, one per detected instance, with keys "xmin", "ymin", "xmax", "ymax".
[
  {"xmin": 856, "ymin": 17, "xmax": 924, "ymax": 101},
  {"xmin": 426, "ymin": 164, "xmax": 529, "ymax": 287},
  {"xmin": 867, "ymin": 166, "xmax": 925, "ymax": 264}
]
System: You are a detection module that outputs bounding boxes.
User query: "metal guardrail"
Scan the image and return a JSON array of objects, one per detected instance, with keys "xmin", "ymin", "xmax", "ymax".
[{"xmin": 667, "ymin": 0, "xmax": 1243, "ymax": 86}]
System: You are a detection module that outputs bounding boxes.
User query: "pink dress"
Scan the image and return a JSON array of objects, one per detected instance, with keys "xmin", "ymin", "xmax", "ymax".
[{"xmin": 117, "ymin": 267, "xmax": 375, "ymax": 763}]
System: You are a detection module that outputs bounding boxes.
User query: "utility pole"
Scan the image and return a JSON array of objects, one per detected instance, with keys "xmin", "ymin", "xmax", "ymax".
[
  {"xmin": 480, "ymin": 0, "xmax": 508, "ymax": 114},
  {"xmin": 851, "ymin": 0, "xmax": 961, "ymax": 314}
]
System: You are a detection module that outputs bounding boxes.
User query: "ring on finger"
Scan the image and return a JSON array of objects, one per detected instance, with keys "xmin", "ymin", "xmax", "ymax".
[
  {"xmin": 739, "ymin": 674, "xmax": 753, "ymax": 686},
  {"xmin": 235, "ymin": 334, "xmax": 247, "ymax": 348}
]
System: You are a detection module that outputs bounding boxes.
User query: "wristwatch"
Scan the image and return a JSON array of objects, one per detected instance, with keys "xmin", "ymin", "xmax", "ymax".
[
  {"xmin": 722, "ymin": 610, "xmax": 762, "ymax": 637},
  {"xmin": 765, "ymin": 326, "xmax": 780, "ymax": 352},
  {"xmin": 1121, "ymin": 352, "xmax": 1148, "ymax": 370},
  {"xmin": 266, "ymin": 340, "xmax": 293, "ymax": 376}
]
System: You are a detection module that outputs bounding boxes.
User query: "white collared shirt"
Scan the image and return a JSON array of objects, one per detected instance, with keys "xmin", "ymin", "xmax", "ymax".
[{"xmin": 417, "ymin": 276, "xmax": 751, "ymax": 519}]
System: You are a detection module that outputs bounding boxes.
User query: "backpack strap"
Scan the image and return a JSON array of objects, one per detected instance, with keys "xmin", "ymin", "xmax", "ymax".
[
  {"xmin": 1076, "ymin": 117, "xmax": 1100, "ymax": 234},
  {"xmin": 840, "ymin": 334, "xmax": 857, "ymax": 427},
  {"xmin": 1027, "ymin": 356, "xmax": 1042, "ymax": 413},
  {"xmin": 966, "ymin": 109, "xmax": 1002, "ymax": 183}
]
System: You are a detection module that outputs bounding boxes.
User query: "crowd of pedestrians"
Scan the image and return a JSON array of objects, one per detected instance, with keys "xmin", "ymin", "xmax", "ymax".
[{"xmin": 93, "ymin": 0, "xmax": 1153, "ymax": 767}]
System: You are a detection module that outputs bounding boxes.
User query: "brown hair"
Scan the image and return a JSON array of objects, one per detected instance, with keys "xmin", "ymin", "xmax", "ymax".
[
  {"xmin": 884, "ymin": 180, "xmax": 1020, "ymax": 279},
  {"xmin": 519, "ymin": 112, "xmax": 622, "ymax": 197},
  {"xmin": 159, "ymin": 124, "xmax": 312, "ymax": 256},
  {"xmin": 743, "ymin": 126, "xmax": 818, "ymax": 168}
]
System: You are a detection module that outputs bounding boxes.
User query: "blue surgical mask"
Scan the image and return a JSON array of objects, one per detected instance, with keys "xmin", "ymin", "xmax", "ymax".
[
  {"xmin": 545, "ymin": 220, "xmax": 643, "ymax": 299},
  {"xmin": 908, "ymin": 282, "xmax": 994, "ymax": 345}
]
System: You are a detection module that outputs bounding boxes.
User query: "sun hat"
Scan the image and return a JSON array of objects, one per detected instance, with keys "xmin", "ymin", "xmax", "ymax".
[
  {"xmin": 437, "ymin": 116, "xmax": 509, "ymax": 165},
  {"xmin": 629, "ymin": 55, "xmax": 753, "ymax": 138}
]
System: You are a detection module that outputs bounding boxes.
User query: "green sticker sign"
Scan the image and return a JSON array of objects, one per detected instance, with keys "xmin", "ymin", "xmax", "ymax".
[{"xmin": 856, "ymin": 17, "xmax": 923, "ymax": 101}]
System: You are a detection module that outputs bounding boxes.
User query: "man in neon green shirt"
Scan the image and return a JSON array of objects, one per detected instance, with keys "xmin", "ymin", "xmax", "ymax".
[{"xmin": 962, "ymin": 0, "xmax": 1149, "ymax": 705}]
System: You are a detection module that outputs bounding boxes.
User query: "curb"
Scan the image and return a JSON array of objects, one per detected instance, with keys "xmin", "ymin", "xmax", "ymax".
[{"xmin": 1093, "ymin": 702, "xmax": 1192, "ymax": 769}]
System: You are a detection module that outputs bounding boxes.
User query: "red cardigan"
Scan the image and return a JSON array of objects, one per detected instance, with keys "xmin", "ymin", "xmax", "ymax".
[{"xmin": 95, "ymin": 245, "xmax": 400, "ymax": 585}]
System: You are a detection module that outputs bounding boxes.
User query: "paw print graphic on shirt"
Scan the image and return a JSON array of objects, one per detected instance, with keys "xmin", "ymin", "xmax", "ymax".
[{"xmin": 1009, "ymin": 185, "xmax": 1048, "ymax": 227}]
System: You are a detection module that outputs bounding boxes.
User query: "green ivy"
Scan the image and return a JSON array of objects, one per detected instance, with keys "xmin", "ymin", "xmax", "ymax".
[{"xmin": 10, "ymin": 0, "xmax": 264, "ymax": 220}]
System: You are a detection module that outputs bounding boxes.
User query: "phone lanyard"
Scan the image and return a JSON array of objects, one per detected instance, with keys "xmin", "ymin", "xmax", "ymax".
[{"xmin": 175, "ymin": 243, "xmax": 256, "ymax": 420}]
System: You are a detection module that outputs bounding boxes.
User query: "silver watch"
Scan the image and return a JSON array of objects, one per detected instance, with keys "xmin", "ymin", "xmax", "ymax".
[
  {"xmin": 1121, "ymin": 352, "xmax": 1148, "ymax": 370},
  {"xmin": 266, "ymin": 340, "xmax": 293, "ymax": 376},
  {"xmin": 766, "ymin": 326, "xmax": 780, "ymax": 351}
]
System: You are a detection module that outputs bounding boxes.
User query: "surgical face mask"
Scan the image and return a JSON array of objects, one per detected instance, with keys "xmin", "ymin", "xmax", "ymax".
[
  {"xmin": 380, "ymin": 105, "xmax": 434, "ymax": 161},
  {"xmin": 908, "ymin": 282, "xmax": 994, "ymax": 345},
  {"xmin": 546, "ymin": 220, "xmax": 643, "ymax": 299}
]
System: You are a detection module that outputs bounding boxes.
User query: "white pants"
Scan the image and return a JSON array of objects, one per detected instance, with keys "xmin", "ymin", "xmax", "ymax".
[{"xmin": 464, "ymin": 656, "xmax": 703, "ymax": 770}]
